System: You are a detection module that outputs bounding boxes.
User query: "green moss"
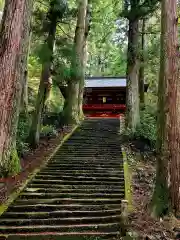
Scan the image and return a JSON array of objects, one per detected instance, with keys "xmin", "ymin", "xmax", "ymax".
[
  {"xmin": 0, "ymin": 204, "xmax": 7, "ymax": 216},
  {"xmin": 9, "ymin": 148, "xmax": 21, "ymax": 175},
  {"xmin": 122, "ymin": 150, "xmax": 133, "ymax": 213},
  {"xmin": 150, "ymin": 174, "xmax": 169, "ymax": 218},
  {"xmin": 62, "ymin": 109, "xmax": 80, "ymax": 125}
]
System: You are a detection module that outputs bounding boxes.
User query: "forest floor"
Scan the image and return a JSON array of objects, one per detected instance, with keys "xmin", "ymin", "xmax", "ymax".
[
  {"xmin": 0, "ymin": 125, "xmax": 73, "ymax": 206},
  {"xmin": 125, "ymin": 141, "xmax": 179, "ymax": 240}
]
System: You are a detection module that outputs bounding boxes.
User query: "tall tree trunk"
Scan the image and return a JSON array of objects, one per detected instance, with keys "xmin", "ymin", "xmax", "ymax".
[
  {"xmin": 63, "ymin": 80, "xmax": 79, "ymax": 124},
  {"xmin": 126, "ymin": 17, "xmax": 140, "ymax": 132},
  {"xmin": 20, "ymin": 32, "xmax": 32, "ymax": 116},
  {"xmin": 165, "ymin": 0, "xmax": 180, "ymax": 216},
  {"xmin": 78, "ymin": 2, "xmax": 91, "ymax": 119},
  {"xmin": 63, "ymin": 0, "xmax": 87, "ymax": 124},
  {"xmin": 151, "ymin": 0, "xmax": 180, "ymax": 217},
  {"xmin": 78, "ymin": 43, "xmax": 88, "ymax": 119},
  {"xmin": 28, "ymin": 7, "xmax": 58, "ymax": 147},
  {"xmin": 139, "ymin": 18, "xmax": 145, "ymax": 107},
  {"xmin": 0, "ymin": 0, "xmax": 33, "ymax": 177}
]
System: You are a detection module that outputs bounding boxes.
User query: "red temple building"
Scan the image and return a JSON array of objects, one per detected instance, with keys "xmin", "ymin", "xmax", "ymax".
[
  {"xmin": 60, "ymin": 76, "xmax": 148, "ymax": 118},
  {"xmin": 83, "ymin": 77, "xmax": 148, "ymax": 117}
]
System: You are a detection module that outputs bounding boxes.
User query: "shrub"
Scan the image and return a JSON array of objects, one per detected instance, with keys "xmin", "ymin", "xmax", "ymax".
[
  {"xmin": 40, "ymin": 125, "xmax": 58, "ymax": 138},
  {"xmin": 124, "ymin": 105, "xmax": 157, "ymax": 149},
  {"xmin": 135, "ymin": 105, "xmax": 157, "ymax": 148},
  {"xmin": 43, "ymin": 111, "xmax": 64, "ymax": 129}
]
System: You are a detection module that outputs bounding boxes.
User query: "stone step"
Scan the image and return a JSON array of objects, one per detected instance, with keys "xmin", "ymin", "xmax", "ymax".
[
  {"xmin": 56, "ymin": 152, "xmax": 122, "ymax": 155},
  {"xmin": 39, "ymin": 168, "xmax": 123, "ymax": 174},
  {"xmin": 26, "ymin": 184, "xmax": 124, "ymax": 192},
  {"xmin": 42, "ymin": 166, "xmax": 123, "ymax": 171},
  {"xmin": 15, "ymin": 197, "xmax": 121, "ymax": 205},
  {"xmin": 30, "ymin": 179, "xmax": 125, "ymax": 186},
  {"xmin": 23, "ymin": 185, "xmax": 124, "ymax": 194},
  {"xmin": 50, "ymin": 158, "xmax": 123, "ymax": 164},
  {"xmin": 7, "ymin": 204, "xmax": 122, "ymax": 212},
  {"xmin": 0, "ymin": 215, "xmax": 121, "ymax": 226},
  {"xmin": 0, "ymin": 232, "xmax": 120, "ymax": 239},
  {"xmin": 1, "ymin": 209, "xmax": 121, "ymax": 219},
  {"xmin": 39, "ymin": 170, "xmax": 124, "ymax": 177},
  {"xmin": 48, "ymin": 162, "xmax": 123, "ymax": 166},
  {"xmin": 14, "ymin": 198, "xmax": 122, "ymax": 205},
  {"xmin": 44, "ymin": 165, "xmax": 123, "ymax": 170},
  {"xmin": 57, "ymin": 145, "xmax": 121, "ymax": 148},
  {"xmin": 0, "ymin": 222, "xmax": 121, "ymax": 234},
  {"xmin": 19, "ymin": 192, "xmax": 124, "ymax": 199},
  {"xmin": 34, "ymin": 174, "xmax": 124, "ymax": 182}
]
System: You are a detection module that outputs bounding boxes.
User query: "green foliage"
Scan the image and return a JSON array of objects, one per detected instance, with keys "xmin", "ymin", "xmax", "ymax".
[
  {"xmin": 135, "ymin": 106, "xmax": 157, "ymax": 147},
  {"xmin": 0, "ymin": 147, "xmax": 21, "ymax": 177},
  {"xmin": 9, "ymin": 148, "xmax": 21, "ymax": 175},
  {"xmin": 0, "ymin": 0, "xmax": 4, "ymax": 10},
  {"xmin": 40, "ymin": 125, "xmax": 58, "ymax": 138},
  {"xmin": 16, "ymin": 114, "xmax": 30, "ymax": 156},
  {"xmin": 124, "ymin": 105, "xmax": 157, "ymax": 148},
  {"xmin": 36, "ymin": 43, "xmax": 53, "ymax": 63},
  {"xmin": 45, "ymin": 84, "xmax": 64, "ymax": 113},
  {"xmin": 87, "ymin": 0, "xmax": 126, "ymax": 76}
]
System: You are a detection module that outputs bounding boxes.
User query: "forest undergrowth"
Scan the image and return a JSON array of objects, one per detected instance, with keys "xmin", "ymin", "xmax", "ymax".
[{"xmin": 123, "ymin": 144, "xmax": 178, "ymax": 240}]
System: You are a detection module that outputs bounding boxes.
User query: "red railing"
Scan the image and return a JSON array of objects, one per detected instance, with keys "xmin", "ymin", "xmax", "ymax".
[{"xmin": 83, "ymin": 104, "xmax": 126, "ymax": 111}]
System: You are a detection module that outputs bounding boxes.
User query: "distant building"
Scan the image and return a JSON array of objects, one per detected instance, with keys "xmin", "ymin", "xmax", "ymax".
[{"xmin": 60, "ymin": 76, "xmax": 148, "ymax": 117}]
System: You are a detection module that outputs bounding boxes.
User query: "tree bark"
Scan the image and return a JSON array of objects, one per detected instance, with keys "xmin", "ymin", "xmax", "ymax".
[
  {"xmin": 63, "ymin": 0, "xmax": 87, "ymax": 124},
  {"xmin": 28, "ymin": 4, "xmax": 58, "ymax": 147},
  {"xmin": 20, "ymin": 32, "xmax": 32, "ymax": 115},
  {"xmin": 139, "ymin": 18, "xmax": 145, "ymax": 106},
  {"xmin": 78, "ymin": 42, "xmax": 87, "ymax": 119},
  {"xmin": 78, "ymin": 2, "xmax": 91, "ymax": 119},
  {"xmin": 63, "ymin": 80, "xmax": 79, "ymax": 124},
  {"xmin": 0, "ymin": 0, "xmax": 33, "ymax": 176},
  {"xmin": 126, "ymin": 17, "xmax": 140, "ymax": 132},
  {"xmin": 165, "ymin": 0, "xmax": 180, "ymax": 216},
  {"xmin": 151, "ymin": 0, "xmax": 180, "ymax": 217}
]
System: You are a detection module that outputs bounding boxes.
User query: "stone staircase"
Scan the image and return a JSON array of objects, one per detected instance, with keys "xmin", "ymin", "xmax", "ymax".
[{"xmin": 0, "ymin": 118, "xmax": 125, "ymax": 239}]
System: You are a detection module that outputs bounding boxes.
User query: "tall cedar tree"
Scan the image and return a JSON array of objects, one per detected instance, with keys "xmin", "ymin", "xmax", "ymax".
[
  {"xmin": 151, "ymin": 0, "xmax": 180, "ymax": 216},
  {"xmin": 28, "ymin": 0, "xmax": 67, "ymax": 147},
  {"xmin": 123, "ymin": 0, "xmax": 160, "ymax": 132},
  {"xmin": 0, "ymin": 0, "xmax": 33, "ymax": 176},
  {"xmin": 139, "ymin": 18, "xmax": 145, "ymax": 106},
  {"xmin": 78, "ymin": 2, "xmax": 91, "ymax": 119},
  {"xmin": 126, "ymin": 9, "xmax": 140, "ymax": 132},
  {"xmin": 63, "ymin": 0, "xmax": 88, "ymax": 124}
]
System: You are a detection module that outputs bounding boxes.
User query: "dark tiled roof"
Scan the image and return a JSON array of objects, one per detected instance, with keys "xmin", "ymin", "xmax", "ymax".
[{"xmin": 85, "ymin": 77, "xmax": 126, "ymax": 88}]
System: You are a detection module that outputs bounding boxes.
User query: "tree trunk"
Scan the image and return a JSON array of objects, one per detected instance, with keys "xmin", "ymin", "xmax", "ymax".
[
  {"xmin": 165, "ymin": 0, "xmax": 180, "ymax": 216},
  {"xmin": 78, "ymin": 43, "xmax": 87, "ymax": 119},
  {"xmin": 63, "ymin": 0, "xmax": 87, "ymax": 124},
  {"xmin": 151, "ymin": 0, "xmax": 180, "ymax": 217},
  {"xmin": 63, "ymin": 80, "xmax": 79, "ymax": 124},
  {"xmin": 20, "ymin": 32, "xmax": 32, "ymax": 116},
  {"xmin": 28, "ymin": 7, "xmax": 57, "ymax": 147},
  {"xmin": 0, "ymin": 0, "xmax": 33, "ymax": 177},
  {"xmin": 78, "ymin": 2, "xmax": 91, "ymax": 119},
  {"xmin": 139, "ymin": 18, "xmax": 145, "ymax": 107},
  {"xmin": 126, "ymin": 17, "xmax": 140, "ymax": 132}
]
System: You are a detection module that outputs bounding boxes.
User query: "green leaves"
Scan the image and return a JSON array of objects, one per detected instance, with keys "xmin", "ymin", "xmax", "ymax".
[
  {"xmin": 121, "ymin": 0, "xmax": 160, "ymax": 20},
  {"xmin": 36, "ymin": 42, "xmax": 53, "ymax": 63}
]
